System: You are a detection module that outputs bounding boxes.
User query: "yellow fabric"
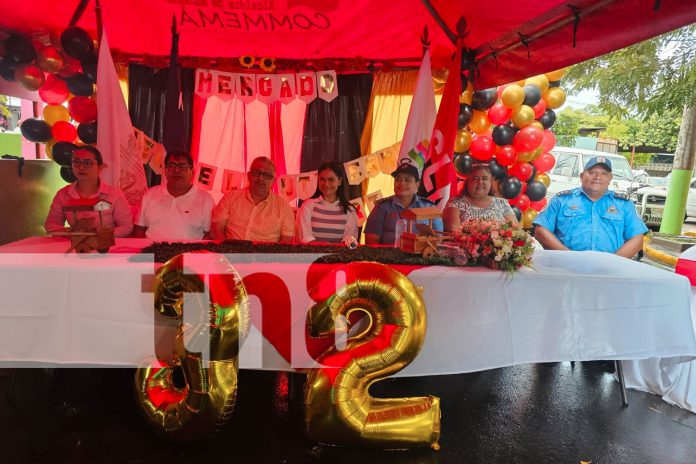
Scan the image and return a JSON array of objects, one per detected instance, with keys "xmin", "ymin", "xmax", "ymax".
[
  {"xmin": 360, "ymin": 70, "xmax": 441, "ymax": 211},
  {"xmin": 116, "ymin": 63, "xmax": 129, "ymax": 107}
]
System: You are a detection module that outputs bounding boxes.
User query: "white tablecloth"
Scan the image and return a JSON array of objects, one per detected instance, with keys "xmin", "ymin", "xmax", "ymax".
[
  {"xmin": 1, "ymin": 237, "xmax": 695, "ymax": 378},
  {"xmin": 622, "ymin": 255, "xmax": 696, "ymax": 413}
]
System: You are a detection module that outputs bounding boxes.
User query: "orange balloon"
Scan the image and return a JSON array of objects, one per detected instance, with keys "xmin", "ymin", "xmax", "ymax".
[
  {"xmin": 530, "ymin": 146, "xmax": 543, "ymax": 161},
  {"xmin": 454, "ymin": 129, "xmax": 472, "ymax": 153},
  {"xmin": 529, "ymin": 121, "xmax": 544, "ymax": 131},
  {"xmin": 522, "ymin": 208, "xmax": 538, "ymax": 229},
  {"xmin": 535, "ymin": 172, "xmax": 551, "ymax": 187},
  {"xmin": 511, "ymin": 105, "xmax": 535, "ymax": 128},
  {"xmin": 468, "ymin": 110, "xmax": 491, "ymax": 134},
  {"xmin": 545, "ymin": 67, "xmax": 568, "ymax": 82},
  {"xmin": 15, "ymin": 64, "xmax": 45, "ymax": 91},
  {"xmin": 501, "ymin": 85, "xmax": 525, "ymax": 108},
  {"xmin": 459, "ymin": 81, "xmax": 474, "ymax": 105},
  {"xmin": 45, "ymin": 139, "xmax": 57, "ymax": 159},
  {"xmin": 543, "ymin": 87, "xmax": 566, "ymax": 109},
  {"xmin": 432, "ymin": 68, "xmax": 448, "ymax": 92},
  {"xmin": 43, "ymin": 104, "xmax": 71, "ymax": 125},
  {"xmin": 517, "ymin": 150, "xmax": 535, "ymax": 163}
]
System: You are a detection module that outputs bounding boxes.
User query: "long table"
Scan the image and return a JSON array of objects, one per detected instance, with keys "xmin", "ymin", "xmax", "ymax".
[{"xmin": 1, "ymin": 237, "xmax": 695, "ymax": 378}]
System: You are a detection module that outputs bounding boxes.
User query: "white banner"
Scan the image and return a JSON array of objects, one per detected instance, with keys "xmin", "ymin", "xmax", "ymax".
[
  {"xmin": 195, "ymin": 68, "xmax": 338, "ymax": 104},
  {"xmin": 295, "ymin": 171, "xmax": 318, "ymax": 200}
]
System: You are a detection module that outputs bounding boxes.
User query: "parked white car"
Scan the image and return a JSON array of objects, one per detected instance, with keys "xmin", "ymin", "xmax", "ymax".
[
  {"xmin": 546, "ymin": 147, "xmax": 638, "ymax": 199},
  {"xmin": 634, "ymin": 175, "xmax": 696, "ymax": 226}
]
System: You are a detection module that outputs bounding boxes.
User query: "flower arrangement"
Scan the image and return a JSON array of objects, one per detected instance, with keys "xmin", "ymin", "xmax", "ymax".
[{"xmin": 453, "ymin": 219, "xmax": 535, "ymax": 272}]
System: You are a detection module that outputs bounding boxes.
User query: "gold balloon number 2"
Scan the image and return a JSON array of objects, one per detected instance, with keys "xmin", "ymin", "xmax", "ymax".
[{"xmin": 136, "ymin": 255, "xmax": 440, "ymax": 449}]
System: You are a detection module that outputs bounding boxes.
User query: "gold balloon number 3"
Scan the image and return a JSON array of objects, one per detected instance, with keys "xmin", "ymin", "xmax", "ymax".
[
  {"xmin": 135, "ymin": 255, "xmax": 440, "ymax": 449},
  {"xmin": 135, "ymin": 253, "xmax": 249, "ymax": 439}
]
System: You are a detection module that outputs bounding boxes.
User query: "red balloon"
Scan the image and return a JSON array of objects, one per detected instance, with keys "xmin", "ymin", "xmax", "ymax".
[
  {"xmin": 57, "ymin": 54, "xmax": 81, "ymax": 77},
  {"xmin": 488, "ymin": 102, "xmax": 511, "ymax": 126},
  {"xmin": 533, "ymin": 152, "xmax": 556, "ymax": 173},
  {"xmin": 512, "ymin": 126, "xmax": 544, "ymax": 153},
  {"xmin": 469, "ymin": 134, "xmax": 496, "ymax": 161},
  {"xmin": 495, "ymin": 145, "xmax": 518, "ymax": 167},
  {"xmin": 51, "ymin": 120, "xmax": 77, "ymax": 142},
  {"xmin": 533, "ymin": 98, "xmax": 547, "ymax": 119},
  {"xmin": 39, "ymin": 74, "xmax": 69, "ymax": 104},
  {"xmin": 530, "ymin": 197, "xmax": 548, "ymax": 211},
  {"xmin": 68, "ymin": 96, "xmax": 97, "ymax": 123},
  {"xmin": 540, "ymin": 130, "xmax": 557, "ymax": 153},
  {"xmin": 431, "ymin": 44, "xmax": 453, "ymax": 70},
  {"xmin": 511, "ymin": 193, "xmax": 530, "ymax": 211},
  {"xmin": 509, "ymin": 162, "xmax": 533, "ymax": 182}
]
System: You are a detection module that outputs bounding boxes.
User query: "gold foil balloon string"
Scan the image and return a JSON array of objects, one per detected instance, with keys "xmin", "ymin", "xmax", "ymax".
[
  {"xmin": 304, "ymin": 262, "xmax": 441, "ymax": 449},
  {"xmin": 135, "ymin": 253, "xmax": 249, "ymax": 439}
]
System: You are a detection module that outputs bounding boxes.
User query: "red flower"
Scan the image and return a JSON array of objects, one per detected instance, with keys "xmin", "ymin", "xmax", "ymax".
[{"xmin": 513, "ymin": 240, "xmax": 526, "ymax": 247}]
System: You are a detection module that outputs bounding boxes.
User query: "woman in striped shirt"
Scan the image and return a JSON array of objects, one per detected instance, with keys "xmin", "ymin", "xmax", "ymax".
[{"xmin": 297, "ymin": 162, "xmax": 358, "ymax": 244}]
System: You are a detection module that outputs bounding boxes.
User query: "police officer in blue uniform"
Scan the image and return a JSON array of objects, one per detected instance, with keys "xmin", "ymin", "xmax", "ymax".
[
  {"xmin": 533, "ymin": 156, "xmax": 648, "ymax": 258},
  {"xmin": 364, "ymin": 161, "xmax": 444, "ymax": 245}
]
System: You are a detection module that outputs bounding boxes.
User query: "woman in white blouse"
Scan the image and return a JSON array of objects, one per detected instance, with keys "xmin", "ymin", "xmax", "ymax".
[{"xmin": 297, "ymin": 162, "xmax": 358, "ymax": 244}]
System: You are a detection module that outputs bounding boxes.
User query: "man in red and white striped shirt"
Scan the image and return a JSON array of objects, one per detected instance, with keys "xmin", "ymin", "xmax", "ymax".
[{"xmin": 211, "ymin": 157, "xmax": 295, "ymax": 242}]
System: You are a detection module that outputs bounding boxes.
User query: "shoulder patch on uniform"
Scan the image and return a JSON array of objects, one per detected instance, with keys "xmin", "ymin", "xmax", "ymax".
[
  {"xmin": 375, "ymin": 197, "xmax": 389, "ymax": 205},
  {"xmin": 557, "ymin": 190, "xmax": 573, "ymax": 196},
  {"xmin": 613, "ymin": 192, "xmax": 630, "ymax": 200}
]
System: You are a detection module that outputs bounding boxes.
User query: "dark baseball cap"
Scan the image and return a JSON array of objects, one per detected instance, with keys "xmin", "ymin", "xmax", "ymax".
[
  {"xmin": 392, "ymin": 162, "xmax": 420, "ymax": 181},
  {"xmin": 584, "ymin": 156, "xmax": 612, "ymax": 172}
]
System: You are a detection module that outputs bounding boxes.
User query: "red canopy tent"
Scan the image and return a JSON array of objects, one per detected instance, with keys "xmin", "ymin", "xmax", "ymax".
[{"xmin": 2, "ymin": 0, "xmax": 696, "ymax": 87}]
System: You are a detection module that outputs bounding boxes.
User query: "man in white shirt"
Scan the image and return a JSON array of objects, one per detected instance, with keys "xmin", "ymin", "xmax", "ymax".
[{"xmin": 134, "ymin": 151, "xmax": 214, "ymax": 240}]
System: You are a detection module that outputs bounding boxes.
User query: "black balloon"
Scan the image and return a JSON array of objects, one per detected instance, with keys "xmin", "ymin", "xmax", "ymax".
[
  {"xmin": 77, "ymin": 122, "xmax": 97, "ymax": 144},
  {"xmin": 549, "ymin": 80, "xmax": 561, "ymax": 88},
  {"xmin": 461, "ymin": 50, "xmax": 476, "ymax": 70},
  {"xmin": 458, "ymin": 104, "xmax": 473, "ymax": 129},
  {"xmin": 52, "ymin": 142, "xmax": 77, "ymax": 166},
  {"xmin": 65, "ymin": 73, "xmax": 94, "ymax": 97},
  {"xmin": 472, "ymin": 88, "xmax": 497, "ymax": 111},
  {"xmin": 20, "ymin": 118, "xmax": 52, "ymax": 143},
  {"xmin": 454, "ymin": 152, "xmax": 473, "ymax": 176},
  {"xmin": 61, "ymin": 27, "xmax": 94, "ymax": 60},
  {"xmin": 488, "ymin": 159, "xmax": 508, "ymax": 180},
  {"xmin": 511, "ymin": 205, "xmax": 522, "ymax": 222},
  {"xmin": 522, "ymin": 85, "xmax": 541, "ymax": 106},
  {"xmin": 0, "ymin": 59, "xmax": 17, "ymax": 82},
  {"xmin": 538, "ymin": 109, "xmax": 557, "ymax": 130},
  {"xmin": 526, "ymin": 181, "xmax": 547, "ymax": 202},
  {"xmin": 492, "ymin": 124, "xmax": 517, "ymax": 147},
  {"xmin": 60, "ymin": 166, "xmax": 77, "ymax": 183},
  {"xmin": 500, "ymin": 176, "xmax": 523, "ymax": 199},
  {"xmin": 81, "ymin": 54, "xmax": 98, "ymax": 83},
  {"xmin": 5, "ymin": 34, "xmax": 35, "ymax": 64},
  {"xmin": 528, "ymin": 165, "xmax": 538, "ymax": 184}
]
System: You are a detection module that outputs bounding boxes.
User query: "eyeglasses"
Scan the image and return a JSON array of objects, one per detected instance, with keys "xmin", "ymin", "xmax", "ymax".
[
  {"xmin": 166, "ymin": 162, "xmax": 192, "ymax": 171},
  {"xmin": 250, "ymin": 170, "xmax": 274, "ymax": 180},
  {"xmin": 71, "ymin": 159, "xmax": 96, "ymax": 168}
]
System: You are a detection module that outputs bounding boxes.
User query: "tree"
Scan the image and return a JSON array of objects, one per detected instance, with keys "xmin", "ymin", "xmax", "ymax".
[
  {"xmin": 0, "ymin": 96, "xmax": 11, "ymax": 131},
  {"xmin": 566, "ymin": 25, "xmax": 696, "ymax": 117},
  {"xmin": 553, "ymin": 106, "xmax": 680, "ymax": 160},
  {"xmin": 564, "ymin": 24, "xmax": 696, "ymax": 233}
]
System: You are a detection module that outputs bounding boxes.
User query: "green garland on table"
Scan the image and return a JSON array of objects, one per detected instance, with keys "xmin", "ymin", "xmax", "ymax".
[{"xmin": 131, "ymin": 240, "xmax": 461, "ymax": 267}]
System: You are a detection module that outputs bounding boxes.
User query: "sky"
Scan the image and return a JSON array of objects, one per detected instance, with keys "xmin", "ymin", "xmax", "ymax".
[{"xmin": 564, "ymin": 88, "xmax": 599, "ymax": 109}]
